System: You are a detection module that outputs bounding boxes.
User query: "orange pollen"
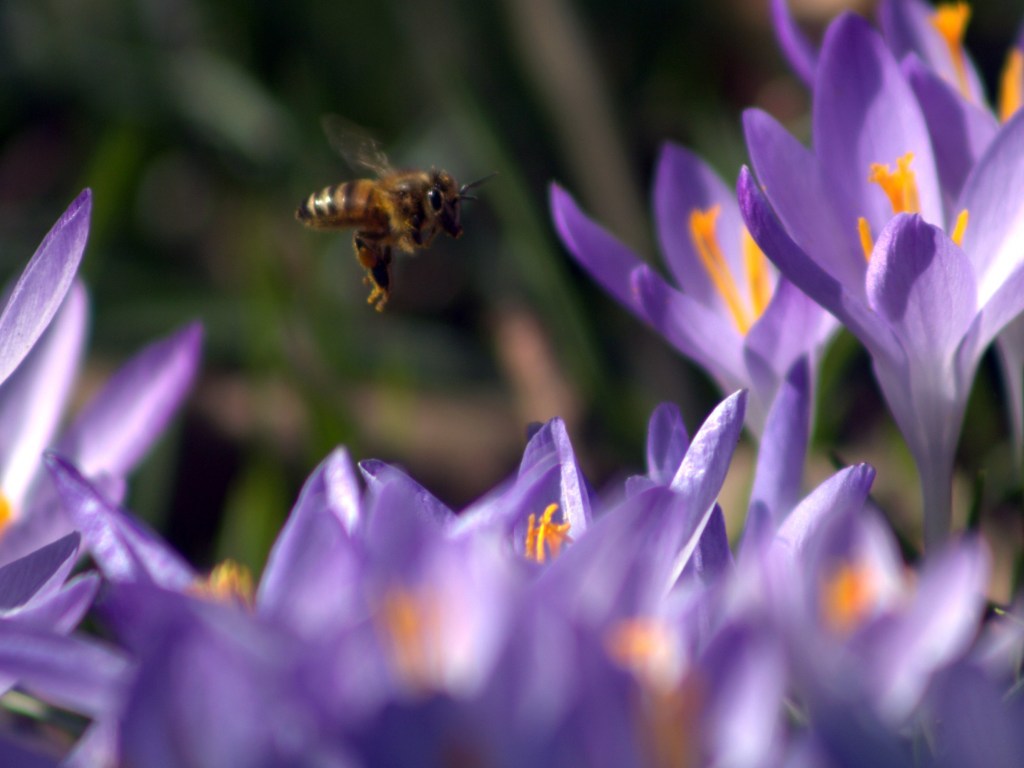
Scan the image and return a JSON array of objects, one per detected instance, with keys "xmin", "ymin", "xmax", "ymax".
[
  {"xmin": 820, "ymin": 562, "xmax": 877, "ymax": 635},
  {"xmin": 931, "ymin": 2, "xmax": 973, "ymax": 99},
  {"xmin": 857, "ymin": 217, "xmax": 874, "ymax": 261},
  {"xmin": 689, "ymin": 206, "xmax": 766, "ymax": 334},
  {"xmin": 189, "ymin": 559, "xmax": 254, "ymax": 607},
  {"xmin": 605, "ymin": 619, "xmax": 674, "ymax": 681},
  {"xmin": 869, "ymin": 153, "xmax": 920, "ymax": 214},
  {"xmin": 999, "ymin": 48, "xmax": 1024, "ymax": 123},
  {"xmin": 524, "ymin": 503, "xmax": 572, "ymax": 563},
  {"xmin": 379, "ymin": 588, "xmax": 441, "ymax": 690},
  {"xmin": 951, "ymin": 209, "xmax": 969, "ymax": 246},
  {"xmin": 0, "ymin": 495, "xmax": 12, "ymax": 533}
]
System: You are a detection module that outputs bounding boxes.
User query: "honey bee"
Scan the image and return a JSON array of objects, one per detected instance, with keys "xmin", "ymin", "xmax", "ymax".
[{"xmin": 296, "ymin": 117, "xmax": 494, "ymax": 311}]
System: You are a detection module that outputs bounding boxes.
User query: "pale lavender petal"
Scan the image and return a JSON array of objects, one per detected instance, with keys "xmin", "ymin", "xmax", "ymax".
[
  {"xmin": 44, "ymin": 454, "xmax": 195, "ymax": 589},
  {"xmin": 879, "ymin": 0, "xmax": 986, "ymax": 105},
  {"xmin": 738, "ymin": 166, "xmax": 901, "ymax": 362},
  {"xmin": 773, "ymin": 463, "xmax": 876, "ymax": 557},
  {"xmin": 513, "ymin": 417, "xmax": 592, "ymax": 533},
  {"xmin": 321, "ymin": 446, "xmax": 363, "ymax": 533},
  {"xmin": 769, "ymin": 0, "xmax": 818, "ymax": 86},
  {"xmin": 958, "ymin": 108, "xmax": 1024, "ymax": 307},
  {"xmin": 645, "ymin": 402, "xmax": 690, "ymax": 485},
  {"xmin": 749, "ymin": 357, "xmax": 810, "ymax": 527},
  {"xmin": 257, "ymin": 449, "xmax": 362, "ymax": 634},
  {"xmin": 872, "ymin": 536, "xmax": 990, "ymax": 719},
  {"xmin": 743, "ymin": 108, "xmax": 866, "ymax": 293},
  {"xmin": 0, "ymin": 625, "xmax": 130, "ymax": 718},
  {"xmin": 653, "ymin": 142, "xmax": 746, "ymax": 303},
  {"xmin": 8, "ymin": 574, "xmax": 99, "ymax": 633},
  {"xmin": 815, "ymin": 13, "xmax": 943, "ymax": 229},
  {"xmin": 903, "ymin": 56, "xmax": 998, "ymax": 214},
  {"xmin": 358, "ymin": 459, "xmax": 455, "ymax": 529},
  {"xmin": 866, "ymin": 214, "xmax": 976, "ymax": 364},
  {"xmin": 0, "ymin": 283, "xmax": 86, "ymax": 513},
  {"xmin": 632, "ymin": 265, "xmax": 745, "ymax": 390},
  {"xmin": 56, "ymin": 322, "xmax": 202, "ymax": 479},
  {"xmin": 0, "ymin": 532, "xmax": 79, "ymax": 610},
  {"xmin": 550, "ymin": 183, "xmax": 644, "ymax": 315},
  {"xmin": 0, "ymin": 190, "xmax": 90, "ymax": 387}
]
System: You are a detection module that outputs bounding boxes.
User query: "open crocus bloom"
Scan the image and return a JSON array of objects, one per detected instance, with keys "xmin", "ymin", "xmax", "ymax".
[
  {"xmin": 739, "ymin": 12, "xmax": 1024, "ymax": 547},
  {"xmin": 552, "ymin": 144, "xmax": 833, "ymax": 436}
]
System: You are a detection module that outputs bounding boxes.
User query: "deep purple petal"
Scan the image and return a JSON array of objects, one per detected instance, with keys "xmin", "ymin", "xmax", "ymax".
[
  {"xmin": 743, "ymin": 108, "xmax": 866, "ymax": 293},
  {"xmin": 8, "ymin": 573, "xmax": 99, "ymax": 633},
  {"xmin": 44, "ymin": 454, "xmax": 195, "ymax": 589},
  {"xmin": 56, "ymin": 322, "xmax": 202, "ymax": 479},
  {"xmin": 867, "ymin": 214, "xmax": 976, "ymax": 365},
  {"xmin": 0, "ymin": 532, "xmax": 79, "ymax": 610},
  {"xmin": 903, "ymin": 56, "xmax": 998, "ymax": 214},
  {"xmin": 815, "ymin": 13, "xmax": 943, "ymax": 229},
  {"xmin": 0, "ymin": 283, "xmax": 86, "ymax": 512},
  {"xmin": 879, "ymin": 0, "xmax": 986, "ymax": 105},
  {"xmin": 653, "ymin": 142, "xmax": 745, "ymax": 302},
  {"xmin": 959, "ymin": 107, "xmax": 1024, "ymax": 307},
  {"xmin": 684, "ymin": 504, "xmax": 733, "ymax": 587},
  {"xmin": 749, "ymin": 357, "xmax": 810, "ymax": 527},
  {"xmin": 645, "ymin": 402, "xmax": 690, "ymax": 485},
  {"xmin": 769, "ymin": 0, "xmax": 818, "ymax": 86},
  {"xmin": 550, "ymin": 183, "xmax": 644, "ymax": 315},
  {"xmin": 0, "ymin": 190, "xmax": 90, "ymax": 388}
]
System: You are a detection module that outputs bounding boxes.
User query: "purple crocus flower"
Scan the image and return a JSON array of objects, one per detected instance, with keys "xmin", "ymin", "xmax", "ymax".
[
  {"xmin": 739, "ymin": 12, "xmax": 1024, "ymax": 546},
  {"xmin": 552, "ymin": 145, "xmax": 833, "ymax": 435}
]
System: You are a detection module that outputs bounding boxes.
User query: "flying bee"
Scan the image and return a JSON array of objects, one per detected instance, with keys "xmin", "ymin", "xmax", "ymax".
[{"xmin": 295, "ymin": 117, "xmax": 494, "ymax": 311}]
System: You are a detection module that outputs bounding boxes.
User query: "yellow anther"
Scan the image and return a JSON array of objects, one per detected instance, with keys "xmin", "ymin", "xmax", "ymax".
[
  {"xmin": 742, "ymin": 228, "xmax": 772, "ymax": 319},
  {"xmin": 820, "ymin": 562, "xmax": 877, "ymax": 635},
  {"xmin": 190, "ymin": 559, "xmax": 254, "ymax": 607},
  {"xmin": 931, "ymin": 2, "xmax": 973, "ymax": 100},
  {"xmin": 857, "ymin": 216, "xmax": 874, "ymax": 262},
  {"xmin": 0, "ymin": 495, "xmax": 12, "ymax": 532},
  {"xmin": 869, "ymin": 153, "xmax": 920, "ymax": 214},
  {"xmin": 951, "ymin": 209, "xmax": 969, "ymax": 246},
  {"xmin": 999, "ymin": 48, "xmax": 1024, "ymax": 123},
  {"xmin": 689, "ymin": 206, "xmax": 754, "ymax": 334},
  {"xmin": 524, "ymin": 503, "xmax": 572, "ymax": 563}
]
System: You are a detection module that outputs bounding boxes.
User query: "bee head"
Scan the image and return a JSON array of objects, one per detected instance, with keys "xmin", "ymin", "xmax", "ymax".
[{"xmin": 427, "ymin": 171, "xmax": 463, "ymax": 238}]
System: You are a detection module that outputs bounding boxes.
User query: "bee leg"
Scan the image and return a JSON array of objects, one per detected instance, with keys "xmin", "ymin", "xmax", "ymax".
[{"xmin": 354, "ymin": 235, "xmax": 392, "ymax": 312}]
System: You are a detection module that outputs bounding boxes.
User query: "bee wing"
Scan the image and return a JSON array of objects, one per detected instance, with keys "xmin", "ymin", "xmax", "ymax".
[{"xmin": 321, "ymin": 115, "xmax": 392, "ymax": 177}]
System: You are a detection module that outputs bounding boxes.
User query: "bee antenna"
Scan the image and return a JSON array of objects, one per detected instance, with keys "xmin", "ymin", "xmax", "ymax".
[{"xmin": 458, "ymin": 172, "xmax": 498, "ymax": 199}]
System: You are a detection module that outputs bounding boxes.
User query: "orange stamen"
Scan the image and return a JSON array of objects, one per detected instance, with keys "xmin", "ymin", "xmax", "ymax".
[
  {"xmin": 524, "ymin": 503, "xmax": 572, "ymax": 563},
  {"xmin": 951, "ymin": 209, "xmax": 969, "ymax": 246},
  {"xmin": 820, "ymin": 562, "xmax": 877, "ymax": 635},
  {"xmin": 742, "ymin": 228, "xmax": 772, "ymax": 318},
  {"xmin": 869, "ymin": 153, "xmax": 920, "ymax": 214},
  {"xmin": 931, "ymin": 3, "xmax": 973, "ymax": 100},
  {"xmin": 999, "ymin": 48, "xmax": 1024, "ymax": 123},
  {"xmin": 189, "ymin": 559, "xmax": 254, "ymax": 607},
  {"xmin": 857, "ymin": 217, "xmax": 874, "ymax": 262},
  {"xmin": 689, "ymin": 206, "xmax": 753, "ymax": 334}
]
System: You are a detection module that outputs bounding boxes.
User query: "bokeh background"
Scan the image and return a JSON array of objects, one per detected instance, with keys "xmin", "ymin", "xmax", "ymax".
[{"xmin": 1, "ymin": 0, "xmax": 1021, "ymax": 589}]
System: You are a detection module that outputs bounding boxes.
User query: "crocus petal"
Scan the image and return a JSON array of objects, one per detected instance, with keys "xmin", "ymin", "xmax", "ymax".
[
  {"xmin": 769, "ymin": 0, "xmax": 818, "ymax": 86},
  {"xmin": 685, "ymin": 504, "xmax": 733, "ymax": 587},
  {"xmin": 653, "ymin": 142, "xmax": 747, "ymax": 304},
  {"xmin": 743, "ymin": 108, "xmax": 866, "ymax": 293},
  {"xmin": 0, "ymin": 625, "xmax": 130, "ymax": 719},
  {"xmin": 749, "ymin": 357, "xmax": 810, "ymax": 528},
  {"xmin": 55, "ymin": 322, "xmax": 203, "ymax": 479},
  {"xmin": 738, "ymin": 167, "xmax": 900, "ymax": 362},
  {"xmin": 514, "ymin": 417, "xmax": 592, "ymax": 534},
  {"xmin": 358, "ymin": 459, "xmax": 455, "ymax": 530},
  {"xmin": 866, "ymin": 214, "xmax": 977, "ymax": 364},
  {"xmin": 995, "ymin": 318, "xmax": 1024, "ymax": 463},
  {"xmin": 8, "ymin": 574, "xmax": 100, "ymax": 634},
  {"xmin": 879, "ymin": 0, "xmax": 986, "ymax": 105},
  {"xmin": 814, "ymin": 13, "xmax": 943, "ymax": 230},
  {"xmin": 0, "ymin": 190, "xmax": 90, "ymax": 388},
  {"xmin": 903, "ymin": 56, "xmax": 999, "ymax": 213},
  {"xmin": 773, "ymin": 463, "xmax": 876, "ymax": 557},
  {"xmin": 550, "ymin": 183, "xmax": 644, "ymax": 315},
  {"xmin": 645, "ymin": 402, "xmax": 690, "ymax": 485},
  {"xmin": 44, "ymin": 454, "xmax": 195, "ymax": 589},
  {"xmin": 0, "ymin": 283, "xmax": 86, "ymax": 512},
  {"xmin": 0, "ymin": 532, "xmax": 80, "ymax": 610},
  {"xmin": 631, "ymin": 265, "xmax": 745, "ymax": 390},
  {"xmin": 958, "ymin": 107, "xmax": 1024, "ymax": 308},
  {"xmin": 257, "ymin": 449, "xmax": 363, "ymax": 634}
]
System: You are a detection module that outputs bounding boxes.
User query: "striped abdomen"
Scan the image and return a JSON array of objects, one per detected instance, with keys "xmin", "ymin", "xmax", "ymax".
[{"xmin": 295, "ymin": 180, "xmax": 387, "ymax": 230}]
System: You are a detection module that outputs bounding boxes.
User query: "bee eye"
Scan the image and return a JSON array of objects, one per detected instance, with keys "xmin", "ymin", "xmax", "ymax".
[{"xmin": 428, "ymin": 188, "xmax": 442, "ymax": 211}]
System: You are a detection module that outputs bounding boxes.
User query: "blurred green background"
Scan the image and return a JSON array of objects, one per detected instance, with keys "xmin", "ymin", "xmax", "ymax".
[{"xmin": 0, "ymin": 0, "xmax": 1021, "ymax": 588}]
